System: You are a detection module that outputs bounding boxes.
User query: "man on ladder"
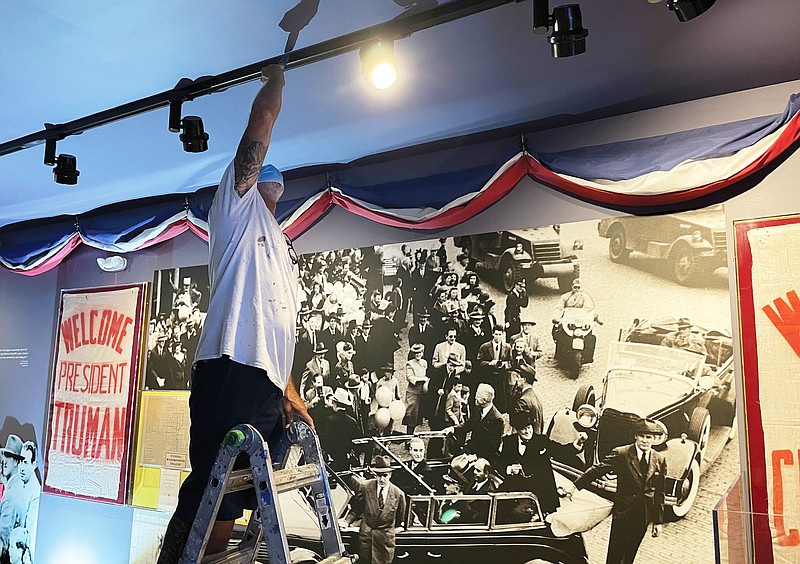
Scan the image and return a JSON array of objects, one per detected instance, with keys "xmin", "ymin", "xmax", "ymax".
[{"xmin": 158, "ymin": 63, "xmax": 314, "ymax": 563}]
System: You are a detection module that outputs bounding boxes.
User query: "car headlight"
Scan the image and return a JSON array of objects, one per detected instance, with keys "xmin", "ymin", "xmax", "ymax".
[
  {"xmin": 691, "ymin": 230, "xmax": 703, "ymax": 243},
  {"xmin": 652, "ymin": 420, "xmax": 669, "ymax": 445},
  {"xmin": 575, "ymin": 404, "xmax": 598, "ymax": 428}
]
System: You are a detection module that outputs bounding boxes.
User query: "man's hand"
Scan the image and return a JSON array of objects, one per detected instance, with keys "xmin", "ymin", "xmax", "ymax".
[
  {"xmin": 507, "ymin": 464, "xmax": 523, "ymax": 476},
  {"xmin": 284, "ymin": 395, "xmax": 314, "ymax": 429},
  {"xmin": 283, "ymin": 377, "xmax": 314, "ymax": 429},
  {"xmin": 261, "ymin": 64, "xmax": 285, "ymax": 85},
  {"xmin": 652, "ymin": 523, "xmax": 663, "ymax": 537},
  {"xmin": 573, "ymin": 431, "xmax": 588, "ymax": 449}
]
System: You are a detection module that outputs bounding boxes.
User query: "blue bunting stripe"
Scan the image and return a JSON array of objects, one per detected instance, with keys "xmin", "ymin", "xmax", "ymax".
[{"xmin": 1, "ymin": 93, "xmax": 798, "ymax": 275}]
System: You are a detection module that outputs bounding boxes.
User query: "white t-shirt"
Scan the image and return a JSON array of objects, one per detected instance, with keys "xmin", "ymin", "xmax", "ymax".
[{"xmin": 195, "ymin": 162, "xmax": 298, "ymax": 391}]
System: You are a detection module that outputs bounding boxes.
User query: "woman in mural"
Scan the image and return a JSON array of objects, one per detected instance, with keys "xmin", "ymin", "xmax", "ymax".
[{"xmin": 403, "ymin": 343, "xmax": 429, "ymax": 431}]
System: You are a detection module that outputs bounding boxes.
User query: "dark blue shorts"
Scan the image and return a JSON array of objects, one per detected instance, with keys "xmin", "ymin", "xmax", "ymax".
[{"xmin": 175, "ymin": 356, "xmax": 284, "ymax": 522}]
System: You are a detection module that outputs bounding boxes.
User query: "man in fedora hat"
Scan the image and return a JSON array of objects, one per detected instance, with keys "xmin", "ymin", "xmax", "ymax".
[
  {"xmin": 661, "ymin": 317, "xmax": 708, "ymax": 357},
  {"xmin": 146, "ymin": 333, "xmax": 182, "ymax": 390},
  {"xmin": 426, "ymin": 352, "xmax": 464, "ymax": 431},
  {"xmin": 343, "ymin": 455, "xmax": 406, "ymax": 564},
  {"xmin": 459, "ymin": 309, "xmax": 487, "ymax": 363},
  {"xmin": 0, "ymin": 435, "xmax": 25, "ymax": 561},
  {"xmin": 316, "ymin": 388, "xmax": 362, "ymax": 472},
  {"xmin": 353, "ymin": 320, "xmax": 379, "ymax": 377},
  {"xmin": 295, "ymin": 307, "xmax": 324, "ymax": 381},
  {"xmin": 568, "ymin": 418, "xmax": 667, "ymax": 564},
  {"xmin": 300, "ymin": 341, "xmax": 331, "ymax": 392},
  {"xmin": 322, "ymin": 312, "xmax": 346, "ymax": 368},
  {"xmin": 510, "ymin": 313, "xmax": 542, "ymax": 362}
]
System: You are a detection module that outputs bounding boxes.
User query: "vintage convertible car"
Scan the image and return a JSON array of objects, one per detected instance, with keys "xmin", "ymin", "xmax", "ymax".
[
  {"xmin": 547, "ymin": 318, "xmax": 735, "ymax": 520},
  {"xmin": 272, "ymin": 433, "xmax": 589, "ymax": 564}
]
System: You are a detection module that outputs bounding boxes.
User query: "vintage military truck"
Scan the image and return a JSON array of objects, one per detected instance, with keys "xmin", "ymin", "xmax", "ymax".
[
  {"xmin": 597, "ymin": 207, "xmax": 727, "ymax": 286},
  {"xmin": 454, "ymin": 227, "xmax": 581, "ymax": 292}
]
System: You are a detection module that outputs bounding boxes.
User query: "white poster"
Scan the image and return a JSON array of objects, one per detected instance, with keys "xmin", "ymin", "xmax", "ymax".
[{"xmin": 43, "ymin": 285, "xmax": 145, "ymax": 504}]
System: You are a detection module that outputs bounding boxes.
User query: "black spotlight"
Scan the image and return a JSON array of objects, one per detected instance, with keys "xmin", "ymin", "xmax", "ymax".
[
  {"xmin": 54, "ymin": 154, "xmax": 80, "ymax": 185},
  {"xmin": 532, "ymin": 0, "xmax": 587, "ymax": 58},
  {"xmin": 43, "ymin": 137, "xmax": 80, "ymax": 185},
  {"xmin": 667, "ymin": 0, "xmax": 715, "ymax": 21},
  {"xmin": 169, "ymin": 99, "xmax": 209, "ymax": 153},
  {"xmin": 179, "ymin": 116, "xmax": 209, "ymax": 153},
  {"xmin": 550, "ymin": 5, "xmax": 587, "ymax": 57}
]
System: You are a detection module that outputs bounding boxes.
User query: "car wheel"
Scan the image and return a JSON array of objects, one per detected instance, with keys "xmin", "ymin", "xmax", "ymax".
[
  {"xmin": 572, "ymin": 384, "xmax": 596, "ymax": 412},
  {"xmin": 501, "ymin": 259, "xmax": 522, "ymax": 293},
  {"xmin": 687, "ymin": 406, "xmax": 712, "ymax": 462},
  {"xmin": 671, "ymin": 245, "xmax": 707, "ymax": 286},
  {"xmin": 608, "ymin": 226, "xmax": 630, "ymax": 263},
  {"xmin": 666, "ymin": 458, "xmax": 701, "ymax": 520}
]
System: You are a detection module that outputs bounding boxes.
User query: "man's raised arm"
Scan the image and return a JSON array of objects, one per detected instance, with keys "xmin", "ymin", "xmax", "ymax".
[{"xmin": 233, "ymin": 65, "xmax": 285, "ymax": 197}]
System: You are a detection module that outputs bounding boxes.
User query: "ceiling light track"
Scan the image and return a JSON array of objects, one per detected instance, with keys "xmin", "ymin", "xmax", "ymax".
[{"xmin": 0, "ymin": 0, "xmax": 522, "ymax": 160}]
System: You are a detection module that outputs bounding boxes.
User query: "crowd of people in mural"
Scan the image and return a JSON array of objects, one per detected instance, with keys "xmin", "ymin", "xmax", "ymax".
[
  {"xmin": 0, "ymin": 435, "xmax": 38, "ymax": 564},
  {"xmin": 144, "ymin": 271, "xmax": 208, "ymax": 391},
  {"xmin": 290, "ymin": 240, "xmax": 594, "ymax": 546}
]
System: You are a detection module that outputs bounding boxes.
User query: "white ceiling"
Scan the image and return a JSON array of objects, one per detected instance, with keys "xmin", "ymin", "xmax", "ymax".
[{"xmin": 0, "ymin": 0, "xmax": 798, "ymax": 229}]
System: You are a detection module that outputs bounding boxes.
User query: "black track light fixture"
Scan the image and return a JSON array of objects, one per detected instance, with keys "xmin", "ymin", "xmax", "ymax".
[
  {"xmin": 532, "ymin": 0, "xmax": 588, "ymax": 58},
  {"xmin": 666, "ymin": 0, "xmax": 716, "ymax": 22},
  {"xmin": 44, "ymin": 137, "xmax": 80, "ymax": 185},
  {"xmin": 168, "ymin": 99, "xmax": 209, "ymax": 153}
]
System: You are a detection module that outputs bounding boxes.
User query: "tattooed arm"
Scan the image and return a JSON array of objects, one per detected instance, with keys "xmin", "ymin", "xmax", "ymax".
[{"xmin": 233, "ymin": 64, "xmax": 285, "ymax": 198}]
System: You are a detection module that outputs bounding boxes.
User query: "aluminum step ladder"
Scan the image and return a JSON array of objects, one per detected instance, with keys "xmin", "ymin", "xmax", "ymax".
[{"xmin": 179, "ymin": 420, "xmax": 354, "ymax": 564}]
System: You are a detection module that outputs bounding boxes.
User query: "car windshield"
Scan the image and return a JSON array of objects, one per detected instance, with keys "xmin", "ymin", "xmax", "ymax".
[
  {"xmin": 607, "ymin": 342, "xmax": 704, "ymax": 379},
  {"xmin": 603, "ymin": 370, "xmax": 696, "ymax": 416},
  {"xmin": 603, "ymin": 342, "xmax": 702, "ymax": 415}
]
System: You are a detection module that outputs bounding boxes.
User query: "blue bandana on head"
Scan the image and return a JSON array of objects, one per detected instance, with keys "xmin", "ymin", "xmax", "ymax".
[{"xmin": 258, "ymin": 164, "xmax": 284, "ymax": 186}]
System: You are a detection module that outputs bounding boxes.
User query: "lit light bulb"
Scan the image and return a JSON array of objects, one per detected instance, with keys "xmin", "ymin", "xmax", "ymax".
[
  {"xmin": 370, "ymin": 62, "xmax": 397, "ymax": 90},
  {"xmin": 360, "ymin": 40, "xmax": 397, "ymax": 90}
]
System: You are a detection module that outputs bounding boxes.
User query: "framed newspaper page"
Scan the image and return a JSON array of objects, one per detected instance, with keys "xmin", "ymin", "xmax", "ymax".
[
  {"xmin": 43, "ymin": 283, "xmax": 147, "ymax": 504},
  {"xmin": 734, "ymin": 214, "xmax": 800, "ymax": 563}
]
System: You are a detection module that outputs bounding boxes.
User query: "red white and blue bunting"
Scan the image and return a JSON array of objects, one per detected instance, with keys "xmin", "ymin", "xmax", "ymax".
[{"xmin": 2, "ymin": 93, "xmax": 798, "ymax": 276}]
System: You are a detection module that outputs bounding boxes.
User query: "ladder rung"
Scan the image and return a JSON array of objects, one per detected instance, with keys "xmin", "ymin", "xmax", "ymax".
[
  {"xmin": 199, "ymin": 545, "xmax": 255, "ymax": 564},
  {"xmin": 317, "ymin": 556, "xmax": 354, "ymax": 564},
  {"xmin": 223, "ymin": 463, "xmax": 321, "ymax": 495}
]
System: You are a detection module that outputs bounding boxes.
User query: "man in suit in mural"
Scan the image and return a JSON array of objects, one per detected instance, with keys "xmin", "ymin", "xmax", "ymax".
[
  {"xmin": 0, "ymin": 435, "xmax": 25, "ymax": 564},
  {"xmin": 477, "ymin": 326, "xmax": 513, "ymax": 413},
  {"xmin": 157, "ymin": 65, "xmax": 313, "ymax": 563},
  {"xmin": 454, "ymin": 383, "xmax": 504, "ymax": 460},
  {"xmin": 343, "ymin": 455, "xmax": 406, "ymax": 564},
  {"xmin": 568, "ymin": 418, "xmax": 667, "ymax": 564}
]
